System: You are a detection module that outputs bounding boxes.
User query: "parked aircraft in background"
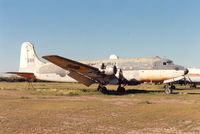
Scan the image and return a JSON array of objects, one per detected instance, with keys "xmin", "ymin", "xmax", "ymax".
[
  {"xmin": 183, "ymin": 68, "xmax": 200, "ymax": 88},
  {"xmin": 7, "ymin": 42, "xmax": 188, "ymax": 94}
]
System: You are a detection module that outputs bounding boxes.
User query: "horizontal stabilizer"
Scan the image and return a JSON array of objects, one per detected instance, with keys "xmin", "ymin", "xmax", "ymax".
[{"xmin": 5, "ymin": 72, "xmax": 35, "ymax": 79}]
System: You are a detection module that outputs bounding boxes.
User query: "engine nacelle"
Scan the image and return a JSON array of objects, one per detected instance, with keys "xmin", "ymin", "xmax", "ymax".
[{"xmin": 100, "ymin": 65, "xmax": 117, "ymax": 75}]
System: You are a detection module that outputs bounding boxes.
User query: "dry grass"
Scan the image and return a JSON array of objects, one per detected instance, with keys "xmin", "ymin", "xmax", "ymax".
[{"xmin": 0, "ymin": 82, "xmax": 200, "ymax": 133}]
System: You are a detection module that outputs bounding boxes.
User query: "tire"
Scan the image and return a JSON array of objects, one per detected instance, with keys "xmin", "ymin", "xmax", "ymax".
[
  {"xmin": 190, "ymin": 84, "xmax": 197, "ymax": 88},
  {"xmin": 117, "ymin": 87, "xmax": 125, "ymax": 92},
  {"xmin": 98, "ymin": 86, "xmax": 107, "ymax": 93},
  {"xmin": 164, "ymin": 86, "xmax": 172, "ymax": 94}
]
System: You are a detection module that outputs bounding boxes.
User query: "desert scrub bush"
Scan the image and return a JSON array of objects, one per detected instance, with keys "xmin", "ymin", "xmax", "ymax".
[
  {"xmin": 68, "ymin": 92, "xmax": 79, "ymax": 96},
  {"xmin": 138, "ymin": 100, "xmax": 153, "ymax": 104},
  {"xmin": 20, "ymin": 96, "xmax": 30, "ymax": 99},
  {"xmin": 0, "ymin": 77, "xmax": 51, "ymax": 82},
  {"xmin": 0, "ymin": 77, "xmax": 27, "ymax": 82},
  {"xmin": 6, "ymin": 88, "xmax": 17, "ymax": 90},
  {"xmin": 81, "ymin": 89, "xmax": 89, "ymax": 92}
]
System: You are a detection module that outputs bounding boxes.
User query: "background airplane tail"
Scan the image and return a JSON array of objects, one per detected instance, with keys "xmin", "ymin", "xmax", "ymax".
[{"xmin": 19, "ymin": 42, "xmax": 45, "ymax": 73}]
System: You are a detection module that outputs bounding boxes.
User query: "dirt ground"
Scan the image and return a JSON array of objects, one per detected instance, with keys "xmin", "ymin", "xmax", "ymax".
[{"xmin": 0, "ymin": 82, "xmax": 200, "ymax": 134}]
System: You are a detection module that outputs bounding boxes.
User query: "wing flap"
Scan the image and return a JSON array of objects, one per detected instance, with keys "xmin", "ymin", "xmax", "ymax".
[{"xmin": 68, "ymin": 71, "xmax": 95, "ymax": 86}]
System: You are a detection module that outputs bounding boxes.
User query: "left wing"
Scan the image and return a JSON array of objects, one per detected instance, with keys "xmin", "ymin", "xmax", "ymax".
[{"xmin": 42, "ymin": 55, "xmax": 116, "ymax": 86}]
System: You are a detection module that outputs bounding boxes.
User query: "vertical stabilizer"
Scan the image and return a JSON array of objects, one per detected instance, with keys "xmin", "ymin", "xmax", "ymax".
[{"xmin": 19, "ymin": 42, "xmax": 45, "ymax": 73}]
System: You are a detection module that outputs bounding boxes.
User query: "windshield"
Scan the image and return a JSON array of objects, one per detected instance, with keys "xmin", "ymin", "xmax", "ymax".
[{"xmin": 163, "ymin": 60, "xmax": 174, "ymax": 65}]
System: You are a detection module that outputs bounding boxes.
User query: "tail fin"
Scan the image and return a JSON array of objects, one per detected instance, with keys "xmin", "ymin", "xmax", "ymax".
[{"xmin": 19, "ymin": 42, "xmax": 45, "ymax": 73}]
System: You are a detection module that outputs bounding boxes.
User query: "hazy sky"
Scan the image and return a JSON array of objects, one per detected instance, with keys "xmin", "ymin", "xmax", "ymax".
[{"xmin": 1, "ymin": 0, "xmax": 200, "ymax": 73}]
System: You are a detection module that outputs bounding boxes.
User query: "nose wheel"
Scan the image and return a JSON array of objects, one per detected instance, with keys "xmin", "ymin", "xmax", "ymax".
[{"xmin": 164, "ymin": 84, "xmax": 174, "ymax": 94}]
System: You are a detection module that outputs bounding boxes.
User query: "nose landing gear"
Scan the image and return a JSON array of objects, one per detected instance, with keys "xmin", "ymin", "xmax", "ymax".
[
  {"xmin": 164, "ymin": 84, "xmax": 175, "ymax": 94},
  {"xmin": 164, "ymin": 85, "xmax": 172, "ymax": 94}
]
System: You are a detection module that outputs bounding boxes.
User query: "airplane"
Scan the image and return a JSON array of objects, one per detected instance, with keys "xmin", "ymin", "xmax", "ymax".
[
  {"xmin": 7, "ymin": 42, "xmax": 188, "ymax": 94},
  {"xmin": 183, "ymin": 68, "xmax": 200, "ymax": 88}
]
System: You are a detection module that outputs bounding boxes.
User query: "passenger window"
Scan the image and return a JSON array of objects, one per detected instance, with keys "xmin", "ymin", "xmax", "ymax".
[{"xmin": 163, "ymin": 62, "xmax": 167, "ymax": 65}]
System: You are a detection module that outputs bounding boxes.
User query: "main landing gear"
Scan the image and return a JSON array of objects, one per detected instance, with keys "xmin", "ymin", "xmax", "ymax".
[
  {"xmin": 117, "ymin": 84, "xmax": 125, "ymax": 92},
  {"xmin": 164, "ymin": 84, "xmax": 175, "ymax": 94},
  {"xmin": 190, "ymin": 83, "xmax": 197, "ymax": 88},
  {"xmin": 97, "ymin": 84, "xmax": 108, "ymax": 93},
  {"xmin": 97, "ymin": 83, "xmax": 126, "ymax": 93}
]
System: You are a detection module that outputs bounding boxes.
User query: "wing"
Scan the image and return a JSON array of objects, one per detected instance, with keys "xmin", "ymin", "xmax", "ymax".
[
  {"xmin": 163, "ymin": 76, "xmax": 184, "ymax": 84},
  {"xmin": 42, "ymin": 55, "xmax": 116, "ymax": 86},
  {"xmin": 68, "ymin": 71, "xmax": 95, "ymax": 86}
]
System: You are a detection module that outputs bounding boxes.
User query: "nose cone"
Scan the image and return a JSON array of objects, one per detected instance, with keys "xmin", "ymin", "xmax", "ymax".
[{"xmin": 184, "ymin": 68, "xmax": 189, "ymax": 75}]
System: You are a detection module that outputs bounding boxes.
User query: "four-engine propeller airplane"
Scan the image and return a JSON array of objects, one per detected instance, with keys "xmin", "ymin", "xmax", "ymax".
[{"xmin": 7, "ymin": 42, "xmax": 188, "ymax": 94}]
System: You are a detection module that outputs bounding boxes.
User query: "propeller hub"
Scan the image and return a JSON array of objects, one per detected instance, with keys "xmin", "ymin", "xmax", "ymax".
[{"xmin": 184, "ymin": 68, "xmax": 189, "ymax": 75}]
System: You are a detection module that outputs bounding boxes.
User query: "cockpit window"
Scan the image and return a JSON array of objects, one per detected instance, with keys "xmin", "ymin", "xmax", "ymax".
[
  {"xmin": 167, "ymin": 61, "xmax": 173, "ymax": 64},
  {"xmin": 163, "ymin": 60, "xmax": 174, "ymax": 66}
]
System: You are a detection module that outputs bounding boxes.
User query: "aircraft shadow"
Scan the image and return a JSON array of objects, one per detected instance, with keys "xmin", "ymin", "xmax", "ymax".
[
  {"xmin": 102, "ymin": 89, "xmax": 163, "ymax": 95},
  {"xmin": 187, "ymin": 92, "xmax": 200, "ymax": 95},
  {"xmin": 102, "ymin": 89, "xmax": 200, "ymax": 95},
  {"xmin": 174, "ymin": 87, "xmax": 200, "ymax": 90}
]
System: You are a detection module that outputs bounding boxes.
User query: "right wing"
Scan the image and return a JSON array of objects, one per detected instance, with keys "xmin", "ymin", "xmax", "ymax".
[
  {"xmin": 42, "ymin": 55, "xmax": 116, "ymax": 86},
  {"xmin": 163, "ymin": 76, "xmax": 184, "ymax": 84}
]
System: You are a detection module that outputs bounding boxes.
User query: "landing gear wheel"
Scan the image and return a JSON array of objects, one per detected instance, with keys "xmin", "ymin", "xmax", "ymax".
[
  {"xmin": 164, "ymin": 85, "xmax": 173, "ymax": 94},
  {"xmin": 97, "ymin": 85, "xmax": 107, "ymax": 93},
  {"xmin": 117, "ymin": 86, "xmax": 125, "ymax": 92},
  {"xmin": 190, "ymin": 84, "xmax": 197, "ymax": 88}
]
